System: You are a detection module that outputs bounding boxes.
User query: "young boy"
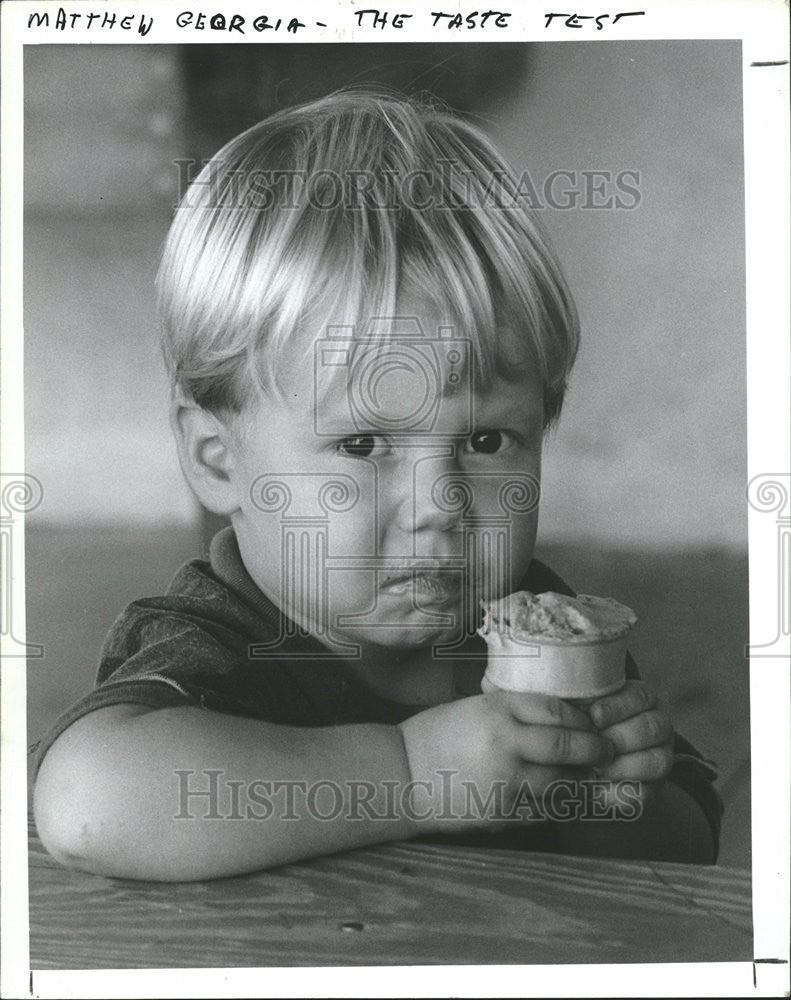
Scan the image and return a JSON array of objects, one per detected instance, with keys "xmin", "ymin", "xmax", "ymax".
[{"xmin": 33, "ymin": 90, "xmax": 721, "ymax": 880}]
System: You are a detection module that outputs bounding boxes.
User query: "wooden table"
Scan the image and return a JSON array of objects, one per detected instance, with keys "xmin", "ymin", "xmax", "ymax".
[{"xmin": 26, "ymin": 816, "xmax": 753, "ymax": 969}]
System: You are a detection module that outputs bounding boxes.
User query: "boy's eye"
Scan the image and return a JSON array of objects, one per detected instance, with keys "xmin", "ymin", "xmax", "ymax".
[
  {"xmin": 336, "ymin": 434, "xmax": 381, "ymax": 458},
  {"xmin": 467, "ymin": 430, "xmax": 509, "ymax": 454}
]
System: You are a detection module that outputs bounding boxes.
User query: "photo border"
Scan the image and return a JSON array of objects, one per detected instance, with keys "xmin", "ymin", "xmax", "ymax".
[{"xmin": 2, "ymin": 2, "xmax": 788, "ymax": 997}]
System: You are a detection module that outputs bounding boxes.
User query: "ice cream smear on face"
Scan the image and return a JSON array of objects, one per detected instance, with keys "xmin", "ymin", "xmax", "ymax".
[{"xmin": 478, "ymin": 591, "xmax": 637, "ymax": 699}]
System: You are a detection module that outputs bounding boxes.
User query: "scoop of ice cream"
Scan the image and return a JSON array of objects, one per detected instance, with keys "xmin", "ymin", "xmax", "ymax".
[
  {"xmin": 478, "ymin": 591, "xmax": 636, "ymax": 699},
  {"xmin": 479, "ymin": 591, "xmax": 636, "ymax": 643}
]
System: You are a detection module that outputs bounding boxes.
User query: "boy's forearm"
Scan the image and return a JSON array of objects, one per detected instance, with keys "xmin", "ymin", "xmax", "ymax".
[
  {"xmin": 554, "ymin": 779, "xmax": 717, "ymax": 864},
  {"xmin": 34, "ymin": 705, "xmax": 423, "ymax": 881}
]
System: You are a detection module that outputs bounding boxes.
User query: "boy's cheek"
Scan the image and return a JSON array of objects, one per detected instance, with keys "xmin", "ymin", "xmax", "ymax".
[
  {"xmin": 504, "ymin": 511, "xmax": 540, "ymax": 592},
  {"xmin": 461, "ymin": 512, "xmax": 538, "ymax": 603}
]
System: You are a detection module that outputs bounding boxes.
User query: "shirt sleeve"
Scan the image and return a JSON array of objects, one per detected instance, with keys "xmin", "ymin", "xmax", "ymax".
[
  {"xmin": 30, "ymin": 549, "xmax": 286, "ymax": 777},
  {"xmin": 666, "ymin": 732, "xmax": 723, "ymax": 859},
  {"xmin": 31, "ymin": 565, "xmax": 348, "ymax": 777},
  {"xmin": 30, "ymin": 602, "xmax": 241, "ymax": 778},
  {"xmin": 29, "ymin": 674, "xmax": 200, "ymax": 778}
]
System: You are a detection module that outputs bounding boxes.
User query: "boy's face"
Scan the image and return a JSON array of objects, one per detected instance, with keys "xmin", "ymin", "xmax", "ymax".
[{"xmin": 229, "ymin": 299, "xmax": 544, "ymax": 658}]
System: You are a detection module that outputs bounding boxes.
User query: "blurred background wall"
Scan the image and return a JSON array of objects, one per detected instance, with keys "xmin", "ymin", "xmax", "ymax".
[
  {"xmin": 25, "ymin": 42, "xmax": 746, "ymax": 548},
  {"xmin": 25, "ymin": 42, "xmax": 749, "ymax": 866}
]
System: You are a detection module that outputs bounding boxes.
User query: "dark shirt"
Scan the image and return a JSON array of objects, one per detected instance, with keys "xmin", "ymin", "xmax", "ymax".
[{"xmin": 33, "ymin": 527, "xmax": 723, "ymax": 857}]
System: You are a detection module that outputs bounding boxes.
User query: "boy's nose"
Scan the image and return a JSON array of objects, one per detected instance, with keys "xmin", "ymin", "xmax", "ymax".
[{"xmin": 391, "ymin": 444, "xmax": 466, "ymax": 536}]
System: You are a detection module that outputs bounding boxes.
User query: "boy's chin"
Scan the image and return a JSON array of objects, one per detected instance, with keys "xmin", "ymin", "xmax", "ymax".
[{"xmin": 349, "ymin": 621, "xmax": 466, "ymax": 652}]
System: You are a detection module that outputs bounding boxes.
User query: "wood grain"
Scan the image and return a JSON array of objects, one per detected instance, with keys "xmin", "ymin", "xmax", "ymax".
[{"xmin": 26, "ymin": 816, "xmax": 752, "ymax": 969}]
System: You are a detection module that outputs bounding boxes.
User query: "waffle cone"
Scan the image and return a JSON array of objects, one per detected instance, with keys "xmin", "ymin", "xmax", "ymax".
[{"xmin": 481, "ymin": 632, "xmax": 628, "ymax": 700}]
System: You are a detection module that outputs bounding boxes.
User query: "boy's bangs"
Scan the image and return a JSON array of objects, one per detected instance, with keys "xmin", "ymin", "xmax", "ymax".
[{"xmin": 255, "ymin": 201, "xmax": 550, "ymax": 412}]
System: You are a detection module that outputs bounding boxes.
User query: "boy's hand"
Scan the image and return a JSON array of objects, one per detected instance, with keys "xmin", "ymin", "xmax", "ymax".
[
  {"xmin": 587, "ymin": 679, "xmax": 675, "ymax": 804},
  {"xmin": 398, "ymin": 691, "xmax": 614, "ymax": 834}
]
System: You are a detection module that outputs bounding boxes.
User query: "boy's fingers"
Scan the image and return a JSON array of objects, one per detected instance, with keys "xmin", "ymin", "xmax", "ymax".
[
  {"xmin": 514, "ymin": 725, "xmax": 613, "ymax": 767},
  {"xmin": 589, "ymin": 680, "xmax": 656, "ymax": 729},
  {"xmin": 500, "ymin": 691, "xmax": 596, "ymax": 732},
  {"xmin": 595, "ymin": 739, "xmax": 674, "ymax": 783},
  {"xmin": 601, "ymin": 709, "xmax": 674, "ymax": 755}
]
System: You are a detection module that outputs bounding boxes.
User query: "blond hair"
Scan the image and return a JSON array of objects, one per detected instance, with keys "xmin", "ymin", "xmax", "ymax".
[{"xmin": 157, "ymin": 89, "xmax": 579, "ymax": 425}]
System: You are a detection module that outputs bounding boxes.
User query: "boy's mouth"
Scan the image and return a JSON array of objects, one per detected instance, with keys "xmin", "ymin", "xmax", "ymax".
[{"xmin": 380, "ymin": 571, "xmax": 462, "ymax": 602}]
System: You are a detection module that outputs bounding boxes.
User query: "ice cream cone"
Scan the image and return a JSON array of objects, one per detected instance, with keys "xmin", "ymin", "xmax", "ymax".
[{"xmin": 478, "ymin": 592, "xmax": 636, "ymax": 701}]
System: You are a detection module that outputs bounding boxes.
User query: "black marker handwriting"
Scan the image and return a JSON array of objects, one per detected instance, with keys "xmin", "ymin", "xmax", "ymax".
[{"xmin": 544, "ymin": 11, "xmax": 645, "ymax": 30}]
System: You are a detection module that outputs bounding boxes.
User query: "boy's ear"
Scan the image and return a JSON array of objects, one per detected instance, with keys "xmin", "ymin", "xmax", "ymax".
[{"xmin": 170, "ymin": 400, "xmax": 241, "ymax": 517}]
